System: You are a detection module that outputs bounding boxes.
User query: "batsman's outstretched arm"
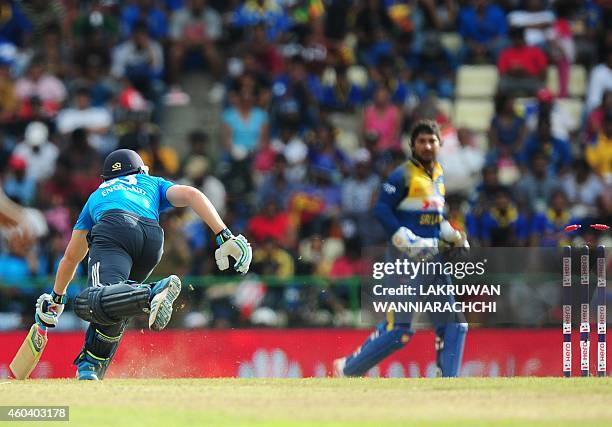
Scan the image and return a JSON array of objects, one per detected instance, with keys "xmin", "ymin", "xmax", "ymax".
[
  {"xmin": 166, "ymin": 185, "xmax": 226, "ymax": 234},
  {"xmin": 53, "ymin": 230, "xmax": 89, "ymax": 295},
  {"xmin": 166, "ymin": 185, "xmax": 252, "ymax": 274},
  {"xmin": 34, "ymin": 229, "xmax": 88, "ymax": 328}
]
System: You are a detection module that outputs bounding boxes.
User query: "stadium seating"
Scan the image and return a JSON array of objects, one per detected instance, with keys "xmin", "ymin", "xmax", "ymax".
[
  {"xmin": 452, "ymin": 99, "xmax": 495, "ymax": 132},
  {"xmin": 546, "ymin": 65, "xmax": 587, "ymax": 98},
  {"xmin": 456, "ymin": 65, "xmax": 499, "ymax": 98}
]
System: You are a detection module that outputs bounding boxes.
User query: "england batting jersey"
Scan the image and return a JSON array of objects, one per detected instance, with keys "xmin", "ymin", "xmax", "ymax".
[
  {"xmin": 74, "ymin": 174, "xmax": 175, "ymax": 230},
  {"xmin": 374, "ymin": 158, "xmax": 445, "ymax": 239}
]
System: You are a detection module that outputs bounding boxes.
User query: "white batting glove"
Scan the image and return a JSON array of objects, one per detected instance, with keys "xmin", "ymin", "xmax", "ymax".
[
  {"xmin": 391, "ymin": 227, "xmax": 438, "ymax": 260},
  {"xmin": 215, "ymin": 229, "xmax": 253, "ymax": 275},
  {"xmin": 35, "ymin": 292, "xmax": 66, "ymax": 328}
]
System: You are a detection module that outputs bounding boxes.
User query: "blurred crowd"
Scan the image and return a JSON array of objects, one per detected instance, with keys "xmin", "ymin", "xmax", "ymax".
[{"xmin": 0, "ymin": 0, "xmax": 610, "ymax": 329}]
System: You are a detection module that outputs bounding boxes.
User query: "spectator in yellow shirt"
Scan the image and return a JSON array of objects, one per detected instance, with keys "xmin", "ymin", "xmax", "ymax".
[
  {"xmin": 138, "ymin": 129, "xmax": 179, "ymax": 177},
  {"xmin": 586, "ymin": 111, "xmax": 612, "ymax": 184}
]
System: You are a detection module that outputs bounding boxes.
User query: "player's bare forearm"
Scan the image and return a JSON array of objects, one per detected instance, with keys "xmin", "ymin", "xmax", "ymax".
[
  {"xmin": 53, "ymin": 230, "xmax": 89, "ymax": 295},
  {"xmin": 166, "ymin": 185, "xmax": 226, "ymax": 234}
]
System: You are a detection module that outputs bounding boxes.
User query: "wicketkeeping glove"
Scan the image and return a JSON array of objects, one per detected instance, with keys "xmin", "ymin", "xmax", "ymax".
[
  {"xmin": 439, "ymin": 221, "xmax": 470, "ymax": 249},
  {"xmin": 391, "ymin": 226, "xmax": 438, "ymax": 260},
  {"xmin": 35, "ymin": 291, "xmax": 66, "ymax": 328},
  {"xmin": 215, "ymin": 229, "xmax": 253, "ymax": 274}
]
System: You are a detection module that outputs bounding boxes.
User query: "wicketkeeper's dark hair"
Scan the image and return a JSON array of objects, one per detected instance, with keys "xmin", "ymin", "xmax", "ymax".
[{"xmin": 409, "ymin": 120, "xmax": 441, "ymax": 146}]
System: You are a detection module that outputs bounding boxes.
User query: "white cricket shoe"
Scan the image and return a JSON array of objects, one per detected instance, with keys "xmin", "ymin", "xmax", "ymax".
[
  {"xmin": 149, "ymin": 275, "xmax": 182, "ymax": 331},
  {"xmin": 333, "ymin": 357, "xmax": 346, "ymax": 377}
]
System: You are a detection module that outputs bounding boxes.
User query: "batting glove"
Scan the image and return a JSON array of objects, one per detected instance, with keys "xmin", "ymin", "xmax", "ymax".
[
  {"xmin": 391, "ymin": 227, "xmax": 438, "ymax": 260},
  {"xmin": 215, "ymin": 229, "xmax": 253, "ymax": 275},
  {"xmin": 35, "ymin": 291, "xmax": 66, "ymax": 328}
]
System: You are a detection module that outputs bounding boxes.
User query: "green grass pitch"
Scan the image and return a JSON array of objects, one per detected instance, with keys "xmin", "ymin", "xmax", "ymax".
[{"xmin": 1, "ymin": 378, "xmax": 611, "ymax": 426}]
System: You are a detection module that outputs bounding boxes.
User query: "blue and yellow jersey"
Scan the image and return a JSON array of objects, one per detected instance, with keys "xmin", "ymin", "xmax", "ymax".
[
  {"xmin": 74, "ymin": 174, "xmax": 175, "ymax": 231},
  {"xmin": 374, "ymin": 158, "xmax": 445, "ymax": 239}
]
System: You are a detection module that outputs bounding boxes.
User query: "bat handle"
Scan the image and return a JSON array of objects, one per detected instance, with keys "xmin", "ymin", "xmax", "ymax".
[{"xmin": 34, "ymin": 313, "xmax": 50, "ymax": 330}]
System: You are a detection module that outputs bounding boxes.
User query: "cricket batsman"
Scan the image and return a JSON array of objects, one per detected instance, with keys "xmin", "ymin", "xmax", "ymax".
[
  {"xmin": 33, "ymin": 149, "xmax": 252, "ymax": 380},
  {"xmin": 334, "ymin": 120, "xmax": 469, "ymax": 377}
]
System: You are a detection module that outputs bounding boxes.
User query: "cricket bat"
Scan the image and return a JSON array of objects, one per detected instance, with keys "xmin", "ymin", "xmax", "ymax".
[{"xmin": 9, "ymin": 323, "xmax": 48, "ymax": 380}]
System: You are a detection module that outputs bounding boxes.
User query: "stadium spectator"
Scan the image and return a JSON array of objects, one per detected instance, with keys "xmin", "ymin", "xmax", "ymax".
[
  {"xmin": 72, "ymin": 2, "xmax": 119, "ymax": 43},
  {"xmin": 20, "ymin": 0, "xmax": 65, "ymax": 43},
  {"xmin": 12, "ymin": 121, "xmax": 58, "ymax": 182},
  {"xmin": 138, "ymin": 129, "xmax": 180, "ymax": 177},
  {"xmin": 120, "ymin": 0, "xmax": 168, "ymax": 40},
  {"xmin": 183, "ymin": 155, "xmax": 226, "ymax": 217},
  {"xmin": 59, "ymin": 128, "xmax": 101, "ymax": 201},
  {"xmin": 252, "ymin": 238, "xmax": 295, "ymax": 278},
  {"xmin": 586, "ymin": 50, "xmax": 612, "ymax": 112},
  {"xmin": 248, "ymin": 198, "xmax": 294, "ymax": 247},
  {"xmin": 439, "ymin": 128, "xmax": 485, "ymax": 197},
  {"xmin": 37, "ymin": 158, "xmax": 73, "ymax": 209},
  {"xmin": 270, "ymin": 124, "xmax": 308, "ymax": 184},
  {"xmin": 514, "ymin": 151, "xmax": 559, "ymax": 213},
  {"xmin": 38, "ymin": 23, "xmax": 72, "ymax": 80},
  {"xmin": 529, "ymin": 188, "xmax": 574, "ymax": 246},
  {"xmin": 561, "ymin": 158, "xmax": 605, "ymax": 220},
  {"xmin": 0, "ymin": 0, "xmax": 32, "ymax": 47},
  {"xmin": 497, "ymin": 26, "xmax": 547, "ymax": 96},
  {"xmin": 362, "ymin": 86, "xmax": 401, "ymax": 151},
  {"xmin": 321, "ymin": 66, "xmax": 364, "ymax": 112},
  {"xmin": 222, "ymin": 86, "xmax": 269, "ymax": 159},
  {"xmin": 458, "ymin": 0, "xmax": 508, "ymax": 62},
  {"xmin": 72, "ymin": 27, "xmax": 115, "ymax": 108},
  {"xmin": 548, "ymin": 2, "xmax": 576, "ymax": 98},
  {"xmin": 2, "ymin": 155, "xmax": 35, "ymax": 205},
  {"xmin": 309, "ymin": 122, "xmax": 349, "ymax": 180},
  {"xmin": 329, "ymin": 240, "xmax": 367, "ymax": 277},
  {"xmin": 340, "ymin": 148, "xmax": 382, "ymax": 244},
  {"xmin": 341, "ymin": 148, "xmax": 379, "ymax": 216},
  {"xmin": 469, "ymin": 165, "xmax": 504, "ymax": 211},
  {"xmin": 507, "ymin": 0, "xmax": 554, "ymax": 47},
  {"xmin": 522, "ymin": 88, "xmax": 578, "ymax": 142},
  {"xmin": 585, "ymin": 89, "xmax": 612, "ymax": 144},
  {"xmin": 271, "ymin": 55, "xmax": 321, "ymax": 131},
  {"xmin": 366, "ymin": 55, "xmax": 409, "ymax": 105},
  {"xmin": 519, "ymin": 117, "xmax": 572, "ymax": 175},
  {"xmin": 479, "ymin": 189, "xmax": 529, "ymax": 246},
  {"xmin": 167, "ymin": 0, "xmax": 222, "ymax": 98},
  {"xmin": 256, "ymin": 153, "xmax": 297, "ymax": 210},
  {"xmin": 585, "ymin": 110, "xmax": 612, "ymax": 184},
  {"xmin": 56, "ymin": 86, "xmax": 113, "ymax": 151},
  {"xmin": 185, "ymin": 129, "xmax": 210, "ymax": 160},
  {"xmin": 111, "ymin": 21, "xmax": 164, "ymax": 113},
  {"xmin": 15, "ymin": 56, "xmax": 67, "ymax": 116},
  {"xmin": 0, "ymin": 59, "xmax": 18, "ymax": 124},
  {"xmin": 488, "ymin": 93, "xmax": 527, "ymax": 163},
  {"xmin": 231, "ymin": 0, "xmax": 291, "ymax": 41}
]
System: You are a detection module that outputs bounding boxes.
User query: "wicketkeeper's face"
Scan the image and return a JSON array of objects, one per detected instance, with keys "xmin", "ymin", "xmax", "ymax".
[{"xmin": 413, "ymin": 133, "xmax": 440, "ymax": 163}]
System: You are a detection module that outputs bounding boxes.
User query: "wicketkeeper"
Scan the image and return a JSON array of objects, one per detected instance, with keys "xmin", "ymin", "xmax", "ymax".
[
  {"xmin": 334, "ymin": 120, "xmax": 469, "ymax": 377},
  {"xmin": 34, "ymin": 149, "xmax": 252, "ymax": 380}
]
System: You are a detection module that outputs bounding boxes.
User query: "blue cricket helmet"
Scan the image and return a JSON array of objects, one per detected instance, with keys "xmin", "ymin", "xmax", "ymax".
[{"xmin": 101, "ymin": 149, "xmax": 147, "ymax": 180}]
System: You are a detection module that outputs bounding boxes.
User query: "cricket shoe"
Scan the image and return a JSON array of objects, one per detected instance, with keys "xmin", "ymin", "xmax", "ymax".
[
  {"xmin": 75, "ymin": 351, "xmax": 106, "ymax": 381},
  {"xmin": 149, "ymin": 275, "xmax": 182, "ymax": 331},
  {"xmin": 333, "ymin": 357, "xmax": 346, "ymax": 377}
]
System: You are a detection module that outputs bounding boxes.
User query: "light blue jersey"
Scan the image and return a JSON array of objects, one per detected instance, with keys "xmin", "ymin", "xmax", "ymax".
[{"xmin": 74, "ymin": 174, "xmax": 175, "ymax": 230}]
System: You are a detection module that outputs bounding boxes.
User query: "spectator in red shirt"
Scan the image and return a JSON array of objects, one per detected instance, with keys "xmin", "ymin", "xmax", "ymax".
[
  {"xmin": 329, "ymin": 239, "xmax": 369, "ymax": 279},
  {"xmin": 498, "ymin": 26, "xmax": 547, "ymax": 96},
  {"xmin": 248, "ymin": 198, "xmax": 295, "ymax": 248}
]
